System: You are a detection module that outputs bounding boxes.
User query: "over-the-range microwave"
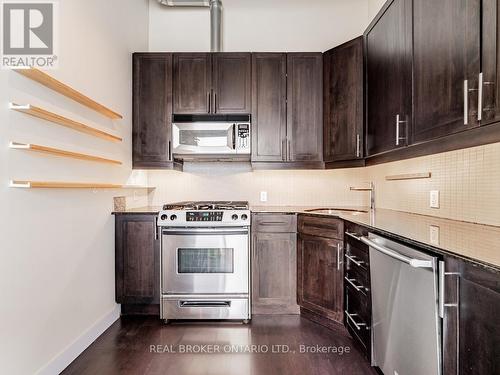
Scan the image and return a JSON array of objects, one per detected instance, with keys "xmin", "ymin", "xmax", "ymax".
[{"xmin": 172, "ymin": 114, "xmax": 251, "ymax": 161}]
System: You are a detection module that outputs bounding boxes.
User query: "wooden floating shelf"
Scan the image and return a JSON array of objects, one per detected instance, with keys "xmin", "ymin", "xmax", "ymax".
[
  {"xmin": 10, "ymin": 103, "xmax": 122, "ymax": 143},
  {"xmin": 385, "ymin": 172, "xmax": 432, "ymax": 181},
  {"xmin": 9, "ymin": 142, "xmax": 122, "ymax": 165},
  {"xmin": 10, "ymin": 180, "xmax": 123, "ymax": 189},
  {"xmin": 14, "ymin": 68, "xmax": 123, "ymax": 120}
]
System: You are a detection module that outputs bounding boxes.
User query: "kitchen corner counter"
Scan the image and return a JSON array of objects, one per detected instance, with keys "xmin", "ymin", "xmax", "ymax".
[
  {"xmin": 251, "ymin": 206, "xmax": 500, "ymax": 270},
  {"xmin": 112, "ymin": 206, "xmax": 162, "ymax": 215}
]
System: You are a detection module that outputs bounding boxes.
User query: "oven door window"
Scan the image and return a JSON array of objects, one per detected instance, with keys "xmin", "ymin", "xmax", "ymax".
[{"xmin": 177, "ymin": 248, "xmax": 234, "ymax": 274}]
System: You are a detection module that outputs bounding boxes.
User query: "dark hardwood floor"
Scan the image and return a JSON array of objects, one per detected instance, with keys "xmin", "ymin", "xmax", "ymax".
[{"xmin": 62, "ymin": 315, "xmax": 376, "ymax": 375}]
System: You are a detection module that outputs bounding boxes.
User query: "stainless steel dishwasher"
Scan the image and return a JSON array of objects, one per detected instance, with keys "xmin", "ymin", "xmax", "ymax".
[{"xmin": 361, "ymin": 233, "xmax": 441, "ymax": 375}]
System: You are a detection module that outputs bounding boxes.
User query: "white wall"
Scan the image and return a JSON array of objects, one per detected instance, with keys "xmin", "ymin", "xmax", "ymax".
[
  {"xmin": 149, "ymin": 0, "xmax": 370, "ymax": 52},
  {"xmin": 368, "ymin": 0, "xmax": 387, "ymax": 20},
  {"xmin": 0, "ymin": 1, "xmax": 149, "ymax": 374}
]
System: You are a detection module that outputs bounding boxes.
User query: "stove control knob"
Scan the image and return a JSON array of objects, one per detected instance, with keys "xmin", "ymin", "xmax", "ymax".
[
  {"xmin": 241, "ymin": 214, "xmax": 248, "ymax": 220},
  {"xmin": 160, "ymin": 214, "xmax": 168, "ymax": 221},
  {"xmin": 232, "ymin": 214, "xmax": 239, "ymax": 220},
  {"xmin": 170, "ymin": 214, "xmax": 177, "ymax": 221}
]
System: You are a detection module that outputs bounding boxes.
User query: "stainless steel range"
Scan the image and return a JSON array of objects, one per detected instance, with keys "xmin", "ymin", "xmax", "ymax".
[{"xmin": 157, "ymin": 201, "xmax": 251, "ymax": 323}]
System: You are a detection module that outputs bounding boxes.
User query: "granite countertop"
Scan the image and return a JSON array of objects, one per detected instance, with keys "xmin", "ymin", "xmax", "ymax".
[
  {"xmin": 113, "ymin": 205, "xmax": 500, "ymax": 269},
  {"xmin": 252, "ymin": 206, "xmax": 500, "ymax": 270}
]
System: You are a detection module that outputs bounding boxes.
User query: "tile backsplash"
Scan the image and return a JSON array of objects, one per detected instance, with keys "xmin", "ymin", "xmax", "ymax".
[
  {"xmin": 146, "ymin": 142, "xmax": 500, "ymax": 227},
  {"xmin": 366, "ymin": 142, "xmax": 500, "ymax": 226}
]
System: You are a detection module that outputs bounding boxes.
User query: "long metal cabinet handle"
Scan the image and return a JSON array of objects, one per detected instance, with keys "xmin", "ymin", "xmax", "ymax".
[
  {"xmin": 360, "ymin": 236, "xmax": 433, "ymax": 268},
  {"xmin": 345, "ymin": 232, "xmax": 362, "ymax": 241},
  {"xmin": 154, "ymin": 223, "xmax": 158, "ymax": 240},
  {"xmin": 356, "ymin": 134, "xmax": 361, "ymax": 158},
  {"xmin": 396, "ymin": 115, "xmax": 400, "ymax": 146},
  {"xmin": 168, "ymin": 140, "xmax": 172, "ymax": 161},
  {"xmin": 464, "ymin": 80, "xmax": 469, "ymax": 125},
  {"xmin": 478, "ymin": 73, "xmax": 483, "ymax": 121},
  {"xmin": 287, "ymin": 139, "xmax": 291, "ymax": 161},
  {"xmin": 337, "ymin": 243, "xmax": 342, "ymax": 270},
  {"xmin": 344, "ymin": 277, "xmax": 364, "ymax": 292},
  {"xmin": 438, "ymin": 260, "xmax": 460, "ymax": 319},
  {"xmin": 345, "ymin": 254, "xmax": 364, "ymax": 267},
  {"xmin": 207, "ymin": 91, "xmax": 211, "ymax": 113},
  {"xmin": 345, "ymin": 311, "xmax": 367, "ymax": 330},
  {"xmin": 214, "ymin": 92, "xmax": 217, "ymax": 114},
  {"xmin": 282, "ymin": 139, "xmax": 287, "ymax": 161}
]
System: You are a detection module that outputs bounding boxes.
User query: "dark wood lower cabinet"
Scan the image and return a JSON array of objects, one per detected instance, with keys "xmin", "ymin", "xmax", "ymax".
[
  {"xmin": 443, "ymin": 256, "xmax": 500, "ymax": 375},
  {"xmin": 115, "ymin": 214, "xmax": 160, "ymax": 314},
  {"xmin": 297, "ymin": 215, "xmax": 344, "ymax": 325},
  {"xmin": 251, "ymin": 213, "xmax": 299, "ymax": 314}
]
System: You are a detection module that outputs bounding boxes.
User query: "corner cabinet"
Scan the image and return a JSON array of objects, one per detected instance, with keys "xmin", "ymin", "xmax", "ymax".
[
  {"xmin": 251, "ymin": 213, "xmax": 300, "ymax": 314},
  {"xmin": 251, "ymin": 53, "xmax": 323, "ymax": 169},
  {"xmin": 173, "ymin": 52, "xmax": 251, "ymax": 115},
  {"xmin": 365, "ymin": 0, "xmax": 413, "ymax": 157},
  {"xmin": 297, "ymin": 215, "xmax": 344, "ymax": 327},
  {"xmin": 133, "ymin": 53, "xmax": 173, "ymax": 168},
  {"xmin": 115, "ymin": 214, "xmax": 160, "ymax": 315},
  {"xmin": 323, "ymin": 37, "xmax": 364, "ymax": 166},
  {"xmin": 443, "ymin": 256, "xmax": 500, "ymax": 375}
]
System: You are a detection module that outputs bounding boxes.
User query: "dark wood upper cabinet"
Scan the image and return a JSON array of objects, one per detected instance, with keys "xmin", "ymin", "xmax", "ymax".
[
  {"xmin": 173, "ymin": 53, "xmax": 212, "ymax": 114},
  {"xmin": 481, "ymin": 0, "xmax": 500, "ymax": 126},
  {"xmin": 323, "ymin": 37, "xmax": 364, "ymax": 163},
  {"xmin": 287, "ymin": 53, "xmax": 323, "ymax": 162},
  {"xmin": 115, "ymin": 214, "xmax": 160, "ymax": 306},
  {"xmin": 443, "ymin": 256, "xmax": 500, "ymax": 375},
  {"xmin": 133, "ymin": 53, "xmax": 173, "ymax": 169},
  {"xmin": 413, "ymin": 0, "xmax": 481, "ymax": 143},
  {"xmin": 365, "ymin": 0, "xmax": 412, "ymax": 156},
  {"xmin": 251, "ymin": 53, "xmax": 287, "ymax": 162},
  {"xmin": 213, "ymin": 53, "xmax": 251, "ymax": 114}
]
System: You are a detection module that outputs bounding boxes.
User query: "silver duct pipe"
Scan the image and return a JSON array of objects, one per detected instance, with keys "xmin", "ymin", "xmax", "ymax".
[
  {"xmin": 209, "ymin": 0, "xmax": 222, "ymax": 52},
  {"xmin": 157, "ymin": 0, "xmax": 223, "ymax": 52}
]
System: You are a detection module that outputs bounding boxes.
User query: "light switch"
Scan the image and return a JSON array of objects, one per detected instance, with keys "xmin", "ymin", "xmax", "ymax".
[
  {"xmin": 429, "ymin": 225, "xmax": 440, "ymax": 245},
  {"xmin": 430, "ymin": 190, "xmax": 440, "ymax": 208},
  {"xmin": 260, "ymin": 191, "xmax": 268, "ymax": 202}
]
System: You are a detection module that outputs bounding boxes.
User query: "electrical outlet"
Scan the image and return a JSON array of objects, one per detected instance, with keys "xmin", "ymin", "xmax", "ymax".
[
  {"xmin": 430, "ymin": 190, "xmax": 440, "ymax": 208},
  {"xmin": 430, "ymin": 225, "xmax": 440, "ymax": 245},
  {"xmin": 260, "ymin": 191, "xmax": 268, "ymax": 202}
]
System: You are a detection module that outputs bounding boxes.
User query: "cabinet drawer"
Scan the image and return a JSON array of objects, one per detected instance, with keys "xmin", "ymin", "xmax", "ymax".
[
  {"xmin": 298, "ymin": 215, "xmax": 344, "ymax": 239},
  {"xmin": 252, "ymin": 213, "xmax": 297, "ymax": 233}
]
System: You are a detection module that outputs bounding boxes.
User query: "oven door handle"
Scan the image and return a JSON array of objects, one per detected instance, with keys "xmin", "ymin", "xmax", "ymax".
[
  {"xmin": 162, "ymin": 227, "xmax": 249, "ymax": 235},
  {"xmin": 179, "ymin": 300, "xmax": 232, "ymax": 308}
]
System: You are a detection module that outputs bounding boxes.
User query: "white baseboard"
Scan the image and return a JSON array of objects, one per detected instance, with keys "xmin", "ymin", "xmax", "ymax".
[{"xmin": 37, "ymin": 304, "xmax": 121, "ymax": 375}]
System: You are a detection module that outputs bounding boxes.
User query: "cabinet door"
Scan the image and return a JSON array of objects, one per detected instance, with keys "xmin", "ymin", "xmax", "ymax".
[
  {"xmin": 297, "ymin": 234, "xmax": 343, "ymax": 322},
  {"xmin": 115, "ymin": 215, "xmax": 160, "ymax": 305},
  {"xmin": 413, "ymin": 0, "xmax": 481, "ymax": 143},
  {"xmin": 251, "ymin": 53, "xmax": 287, "ymax": 162},
  {"xmin": 287, "ymin": 53, "xmax": 323, "ymax": 162},
  {"xmin": 133, "ymin": 53, "xmax": 172, "ymax": 168},
  {"xmin": 213, "ymin": 53, "xmax": 251, "ymax": 114},
  {"xmin": 252, "ymin": 232, "xmax": 299, "ymax": 314},
  {"xmin": 173, "ymin": 53, "xmax": 212, "ymax": 114},
  {"xmin": 366, "ymin": 0, "xmax": 412, "ymax": 156},
  {"xmin": 324, "ymin": 37, "xmax": 364, "ymax": 162},
  {"xmin": 443, "ymin": 257, "xmax": 500, "ymax": 375},
  {"xmin": 481, "ymin": 0, "xmax": 500, "ymax": 125}
]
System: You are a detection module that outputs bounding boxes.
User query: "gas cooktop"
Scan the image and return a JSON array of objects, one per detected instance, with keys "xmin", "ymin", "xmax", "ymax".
[{"xmin": 162, "ymin": 201, "xmax": 249, "ymax": 211}]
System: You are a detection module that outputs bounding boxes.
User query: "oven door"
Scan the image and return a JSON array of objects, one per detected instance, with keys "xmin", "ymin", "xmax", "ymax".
[
  {"xmin": 172, "ymin": 122, "xmax": 236, "ymax": 155},
  {"xmin": 161, "ymin": 227, "xmax": 249, "ymax": 294}
]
